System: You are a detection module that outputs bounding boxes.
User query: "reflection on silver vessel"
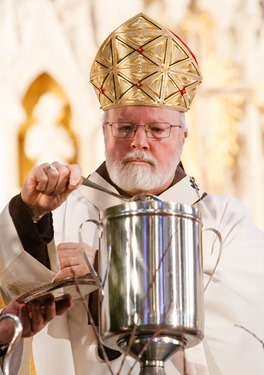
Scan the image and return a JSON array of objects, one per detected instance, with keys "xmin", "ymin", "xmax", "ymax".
[
  {"xmin": 89, "ymin": 196, "xmax": 204, "ymax": 374},
  {"xmin": 0, "ymin": 313, "xmax": 22, "ymax": 375}
]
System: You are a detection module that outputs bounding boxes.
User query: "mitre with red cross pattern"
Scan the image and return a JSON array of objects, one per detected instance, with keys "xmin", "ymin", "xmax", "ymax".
[{"xmin": 90, "ymin": 13, "xmax": 202, "ymax": 112}]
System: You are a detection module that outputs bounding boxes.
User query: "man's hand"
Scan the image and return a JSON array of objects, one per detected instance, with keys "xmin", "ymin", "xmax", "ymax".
[
  {"xmin": 55, "ymin": 242, "xmax": 97, "ymax": 280},
  {"xmin": 21, "ymin": 162, "xmax": 82, "ymax": 219},
  {"xmin": 0, "ymin": 295, "xmax": 72, "ymax": 344}
]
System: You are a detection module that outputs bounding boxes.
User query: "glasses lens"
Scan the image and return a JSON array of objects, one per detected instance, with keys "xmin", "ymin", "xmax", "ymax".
[
  {"xmin": 147, "ymin": 123, "xmax": 170, "ymax": 138},
  {"xmin": 110, "ymin": 122, "xmax": 171, "ymax": 138},
  {"xmin": 112, "ymin": 123, "xmax": 136, "ymax": 138}
]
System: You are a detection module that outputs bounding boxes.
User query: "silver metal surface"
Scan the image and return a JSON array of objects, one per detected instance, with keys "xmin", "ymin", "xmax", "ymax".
[
  {"xmin": 92, "ymin": 197, "xmax": 204, "ymax": 373},
  {"xmin": 81, "ymin": 176, "xmax": 163, "ymax": 204},
  {"xmin": 0, "ymin": 313, "xmax": 23, "ymax": 375},
  {"xmin": 81, "ymin": 176, "xmax": 131, "ymax": 201},
  {"xmin": 17, "ymin": 275, "xmax": 97, "ymax": 304},
  {"xmin": 139, "ymin": 367, "xmax": 166, "ymax": 375}
]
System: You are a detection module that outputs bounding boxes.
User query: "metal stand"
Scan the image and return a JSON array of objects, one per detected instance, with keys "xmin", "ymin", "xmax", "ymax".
[
  {"xmin": 118, "ymin": 335, "xmax": 184, "ymax": 375},
  {"xmin": 139, "ymin": 361, "xmax": 166, "ymax": 375}
]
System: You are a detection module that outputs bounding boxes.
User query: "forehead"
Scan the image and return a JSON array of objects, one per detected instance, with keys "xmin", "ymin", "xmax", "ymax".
[{"xmin": 105, "ymin": 106, "xmax": 181, "ymax": 122}]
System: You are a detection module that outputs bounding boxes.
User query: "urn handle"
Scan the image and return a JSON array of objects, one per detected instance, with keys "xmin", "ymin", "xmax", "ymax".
[
  {"xmin": 0, "ymin": 313, "xmax": 23, "ymax": 375},
  {"xmin": 78, "ymin": 220, "xmax": 105, "ymax": 293}
]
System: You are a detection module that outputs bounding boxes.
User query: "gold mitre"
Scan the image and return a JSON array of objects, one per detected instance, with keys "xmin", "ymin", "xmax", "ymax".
[{"xmin": 90, "ymin": 13, "xmax": 202, "ymax": 111}]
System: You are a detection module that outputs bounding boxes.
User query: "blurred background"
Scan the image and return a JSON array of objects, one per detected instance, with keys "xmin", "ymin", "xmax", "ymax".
[{"xmin": 0, "ymin": 0, "xmax": 263, "ymax": 228}]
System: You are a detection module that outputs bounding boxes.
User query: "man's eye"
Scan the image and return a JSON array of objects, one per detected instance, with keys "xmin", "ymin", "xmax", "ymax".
[
  {"xmin": 117, "ymin": 124, "xmax": 134, "ymax": 131},
  {"xmin": 149, "ymin": 125, "xmax": 166, "ymax": 133}
]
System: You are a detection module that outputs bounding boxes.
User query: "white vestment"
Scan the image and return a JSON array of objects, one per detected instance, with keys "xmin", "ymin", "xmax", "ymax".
[{"xmin": 0, "ymin": 173, "xmax": 264, "ymax": 374}]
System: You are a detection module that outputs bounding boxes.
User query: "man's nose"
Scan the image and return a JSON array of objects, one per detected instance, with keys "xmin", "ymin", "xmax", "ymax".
[{"xmin": 130, "ymin": 125, "xmax": 150, "ymax": 150}]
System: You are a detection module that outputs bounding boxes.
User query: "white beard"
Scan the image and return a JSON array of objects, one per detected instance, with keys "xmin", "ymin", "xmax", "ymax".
[{"xmin": 105, "ymin": 150, "xmax": 181, "ymax": 194}]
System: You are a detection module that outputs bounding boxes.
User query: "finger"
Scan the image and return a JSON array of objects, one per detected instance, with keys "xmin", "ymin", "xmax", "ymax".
[
  {"xmin": 19, "ymin": 304, "xmax": 33, "ymax": 337},
  {"xmin": 59, "ymin": 254, "xmax": 80, "ymax": 267},
  {"xmin": 30, "ymin": 301, "xmax": 46, "ymax": 333},
  {"xmin": 57, "ymin": 251, "xmax": 83, "ymax": 262},
  {"xmin": 34, "ymin": 162, "xmax": 72, "ymax": 196},
  {"xmin": 59, "ymin": 252, "xmax": 92, "ymax": 270},
  {"xmin": 59, "ymin": 253, "xmax": 94, "ymax": 268},
  {"xmin": 45, "ymin": 163, "xmax": 58, "ymax": 173},
  {"xmin": 55, "ymin": 268, "xmax": 76, "ymax": 280},
  {"xmin": 42, "ymin": 299, "xmax": 56, "ymax": 322},
  {"xmin": 59, "ymin": 262, "xmax": 90, "ymax": 277},
  {"xmin": 57, "ymin": 242, "xmax": 80, "ymax": 251},
  {"xmin": 55, "ymin": 295, "xmax": 72, "ymax": 315},
  {"xmin": 57, "ymin": 243, "xmax": 96, "ymax": 257},
  {"xmin": 30, "ymin": 162, "xmax": 60, "ymax": 195},
  {"xmin": 67, "ymin": 164, "xmax": 82, "ymax": 189},
  {"xmin": 58, "ymin": 251, "xmax": 84, "ymax": 263},
  {"xmin": 19, "ymin": 305, "xmax": 29, "ymax": 337},
  {"xmin": 48, "ymin": 163, "xmax": 81, "ymax": 195},
  {"xmin": 30, "ymin": 163, "xmax": 51, "ymax": 192},
  {"xmin": 55, "ymin": 265, "xmax": 88, "ymax": 279},
  {"xmin": 45, "ymin": 162, "xmax": 70, "ymax": 195}
]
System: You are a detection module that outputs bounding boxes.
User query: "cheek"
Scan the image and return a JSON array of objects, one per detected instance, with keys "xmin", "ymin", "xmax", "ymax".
[
  {"xmin": 154, "ymin": 139, "xmax": 184, "ymax": 164},
  {"xmin": 106, "ymin": 139, "xmax": 129, "ymax": 161}
]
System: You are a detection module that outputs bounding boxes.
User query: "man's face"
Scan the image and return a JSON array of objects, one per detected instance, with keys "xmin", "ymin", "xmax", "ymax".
[{"xmin": 103, "ymin": 105, "xmax": 187, "ymax": 195}]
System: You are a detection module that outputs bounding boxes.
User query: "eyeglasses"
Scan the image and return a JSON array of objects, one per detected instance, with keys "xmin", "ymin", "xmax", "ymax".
[{"xmin": 104, "ymin": 122, "xmax": 182, "ymax": 139}]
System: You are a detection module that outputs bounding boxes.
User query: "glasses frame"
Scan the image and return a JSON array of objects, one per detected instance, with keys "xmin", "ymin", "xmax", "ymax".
[{"xmin": 104, "ymin": 121, "xmax": 182, "ymax": 139}]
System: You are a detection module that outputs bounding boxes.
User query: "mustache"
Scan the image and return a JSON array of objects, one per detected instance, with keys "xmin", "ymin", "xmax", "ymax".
[{"xmin": 122, "ymin": 151, "xmax": 157, "ymax": 166}]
